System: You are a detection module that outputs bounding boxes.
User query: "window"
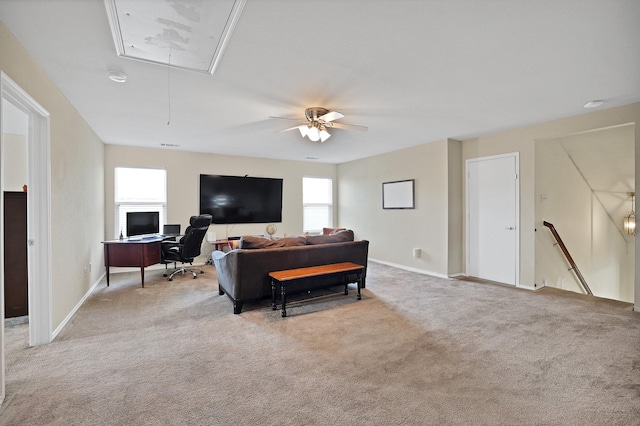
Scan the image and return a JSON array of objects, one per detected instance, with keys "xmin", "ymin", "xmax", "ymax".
[
  {"xmin": 114, "ymin": 167, "xmax": 167, "ymax": 238},
  {"xmin": 303, "ymin": 177, "xmax": 333, "ymax": 234}
]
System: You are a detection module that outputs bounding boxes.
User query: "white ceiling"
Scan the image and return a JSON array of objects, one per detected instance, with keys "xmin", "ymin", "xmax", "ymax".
[{"xmin": 0, "ymin": 0, "xmax": 639, "ymax": 164}]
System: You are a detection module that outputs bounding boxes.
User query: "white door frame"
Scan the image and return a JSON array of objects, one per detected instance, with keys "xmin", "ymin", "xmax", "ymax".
[
  {"xmin": 1, "ymin": 72, "xmax": 52, "ymax": 403},
  {"xmin": 466, "ymin": 152, "xmax": 520, "ymax": 286}
]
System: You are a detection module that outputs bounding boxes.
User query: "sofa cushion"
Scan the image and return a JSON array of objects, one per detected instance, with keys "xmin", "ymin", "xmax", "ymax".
[
  {"xmin": 306, "ymin": 229, "xmax": 354, "ymax": 245},
  {"xmin": 240, "ymin": 235, "xmax": 306, "ymax": 249},
  {"xmin": 323, "ymin": 227, "xmax": 346, "ymax": 235},
  {"xmin": 279, "ymin": 236, "xmax": 308, "ymax": 247}
]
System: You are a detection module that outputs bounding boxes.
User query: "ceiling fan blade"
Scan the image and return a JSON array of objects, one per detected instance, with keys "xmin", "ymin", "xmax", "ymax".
[
  {"xmin": 319, "ymin": 111, "xmax": 344, "ymax": 122},
  {"xmin": 329, "ymin": 122, "xmax": 368, "ymax": 132},
  {"xmin": 275, "ymin": 124, "xmax": 306, "ymax": 133},
  {"xmin": 269, "ymin": 116, "xmax": 304, "ymax": 121}
]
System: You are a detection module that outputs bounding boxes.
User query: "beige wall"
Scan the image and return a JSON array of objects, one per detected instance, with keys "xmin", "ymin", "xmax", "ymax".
[
  {"xmin": 2, "ymin": 133, "xmax": 27, "ymax": 191},
  {"xmin": 104, "ymin": 145, "xmax": 337, "ymax": 262},
  {"xmin": 0, "ymin": 21, "xmax": 106, "ymax": 328},
  {"xmin": 338, "ymin": 138, "xmax": 460, "ymax": 277},
  {"xmin": 2, "ymin": 99, "xmax": 28, "ymax": 191},
  {"xmin": 447, "ymin": 139, "xmax": 463, "ymax": 275}
]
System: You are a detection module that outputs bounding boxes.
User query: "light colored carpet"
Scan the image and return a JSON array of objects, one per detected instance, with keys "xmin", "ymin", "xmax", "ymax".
[{"xmin": 1, "ymin": 262, "xmax": 639, "ymax": 425}]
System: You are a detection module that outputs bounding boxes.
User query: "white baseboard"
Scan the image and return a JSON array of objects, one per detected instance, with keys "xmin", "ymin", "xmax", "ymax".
[
  {"xmin": 368, "ymin": 258, "xmax": 450, "ymax": 279},
  {"xmin": 51, "ymin": 272, "xmax": 105, "ymax": 340},
  {"xmin": 520, "ymin": 283, "xmax": 541, "ymax": 291}
]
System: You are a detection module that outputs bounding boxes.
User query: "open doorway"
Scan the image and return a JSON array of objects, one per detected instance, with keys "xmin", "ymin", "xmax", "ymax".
[
  {"xmin": 535, "ymin": 124, "xmax": 635, "ymax": 302},
  {"xmin": 1, "ymin": 72, "xmax": 52, "ymax": 402}
]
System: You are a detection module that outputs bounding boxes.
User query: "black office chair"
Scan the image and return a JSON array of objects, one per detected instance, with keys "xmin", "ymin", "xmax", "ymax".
[{"xmin": 161, "ymin": 214, "xmax": 212, "ymax": 281}]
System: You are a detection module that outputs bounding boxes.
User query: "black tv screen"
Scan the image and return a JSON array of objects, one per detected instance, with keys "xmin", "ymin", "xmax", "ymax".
[
  {"xmin": 199, "ymin": 174, "xmax": 283, "ymax": 224},
  {"xmin": 126, "ymin": 211, "xmax": 160, "ymax": 237}
]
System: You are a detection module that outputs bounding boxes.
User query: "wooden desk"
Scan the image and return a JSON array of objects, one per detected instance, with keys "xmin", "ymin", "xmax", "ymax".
[
  {"xmin": 210, "ymin": 239, "xmax": 243, "ymax": 251},
  {"xmin": 210, "ymin": 239, "xmax": 232, "ymax": 251},
  {"xmin": 103, "ymin": 236, "xmax": 164, "ymax": 287}
]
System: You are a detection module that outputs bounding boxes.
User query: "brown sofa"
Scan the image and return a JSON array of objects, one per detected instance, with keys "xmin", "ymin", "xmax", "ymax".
[{"xmin": 212, "ymin": 230, "xmax": 369, "ymax": 314}]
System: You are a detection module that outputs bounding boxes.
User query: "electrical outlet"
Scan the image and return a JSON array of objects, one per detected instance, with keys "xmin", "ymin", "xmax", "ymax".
[
  {"xmin": 83, "ymin": 266, "xmax": 87, "ymax": 274},
  {"xmin": 413, "ymin": 248, "xmax": 421, "ymax": 258}
]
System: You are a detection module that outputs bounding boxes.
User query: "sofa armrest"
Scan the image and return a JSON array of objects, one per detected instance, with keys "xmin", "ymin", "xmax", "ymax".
[{"xmin": 212, "ymin": 250, "xmax": 238, "ymax": 295}]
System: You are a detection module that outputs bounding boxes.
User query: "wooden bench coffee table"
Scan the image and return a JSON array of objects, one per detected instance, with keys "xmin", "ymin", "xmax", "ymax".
[{"xmin": 269, "ymin": 262, "xmax": 364, "ymax": 317}]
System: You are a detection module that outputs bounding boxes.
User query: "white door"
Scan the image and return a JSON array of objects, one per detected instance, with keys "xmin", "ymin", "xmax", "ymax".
[{"xmin": 466, "ymin": 153, "xmax": 519, "ymax": 285}]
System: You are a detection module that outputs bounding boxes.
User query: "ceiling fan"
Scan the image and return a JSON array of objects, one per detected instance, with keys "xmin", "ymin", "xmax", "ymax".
[{"xmin": 270, "ymin": 107, "xmax": 368, "ymax": 142}]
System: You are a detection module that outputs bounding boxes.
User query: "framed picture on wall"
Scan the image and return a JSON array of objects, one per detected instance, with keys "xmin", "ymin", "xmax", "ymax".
[{"xmin": 382, "ymin": 179, "xmax": 415, "ymax": 209}]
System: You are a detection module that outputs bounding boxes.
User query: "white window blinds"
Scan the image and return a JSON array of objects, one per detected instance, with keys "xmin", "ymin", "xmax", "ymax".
[
  {"xmin": 114, "ymin": 167, "xmax": 167, "ymax": 238},
  {"xmin": 303, "ymin": 177, "xmax": 333, "ymax": 234}
]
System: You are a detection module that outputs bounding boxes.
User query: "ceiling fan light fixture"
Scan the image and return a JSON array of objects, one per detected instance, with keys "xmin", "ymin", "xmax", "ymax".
[
  {"xmin": 624, "ymin": 192, "xmax": 636, "ymax": 236},
  {"xmin": 307, "ymin": 125, "xmax": 320, "ymax": 142},
  {"xmin": 319, "ymin": 126, "xmax": 331, "ymax": 142},
  {"xmin": 271, "ymin": 106, "xmax": 366, "ymax": 142}
]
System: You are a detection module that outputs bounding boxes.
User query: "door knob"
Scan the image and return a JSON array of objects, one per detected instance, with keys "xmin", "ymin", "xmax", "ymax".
[{"xmin": 505, "ymin": 226, "xmax": 515, "ymax": 230}]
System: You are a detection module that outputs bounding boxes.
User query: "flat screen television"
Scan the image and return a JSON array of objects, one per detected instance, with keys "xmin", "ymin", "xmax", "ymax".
[
  {"xmin": 126, "ymin": 211, "xmax": 160, "ymax": 237},
  {"xmin": 199, "ymin": 174, "xmax": 283, "ymax": 224}
]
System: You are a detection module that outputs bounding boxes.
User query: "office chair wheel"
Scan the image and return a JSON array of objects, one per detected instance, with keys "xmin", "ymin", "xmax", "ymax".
[{"xmin": 168, "ymin": 277, "xmax": 173, "ymax": 281}]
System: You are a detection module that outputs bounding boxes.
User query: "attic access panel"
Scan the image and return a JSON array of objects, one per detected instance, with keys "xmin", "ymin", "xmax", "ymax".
[{"xmin": 104, "ymin": 0, "xmax": 246, "ymax": 74}]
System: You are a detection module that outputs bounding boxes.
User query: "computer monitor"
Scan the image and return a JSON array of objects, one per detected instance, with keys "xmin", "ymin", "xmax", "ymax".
[
  {"xmin": 163, "ymin": 224, "xmax": 181, "ymax": 236},
  {"xmin": 126, "ymin": 211, "xmax": 160, "ymax": 237}
]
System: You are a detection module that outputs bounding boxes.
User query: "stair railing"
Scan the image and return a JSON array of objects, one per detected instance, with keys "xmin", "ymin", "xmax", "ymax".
[{"xmin": 542, "ymin": 221, "xmax": 592, "ymax": 295}]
